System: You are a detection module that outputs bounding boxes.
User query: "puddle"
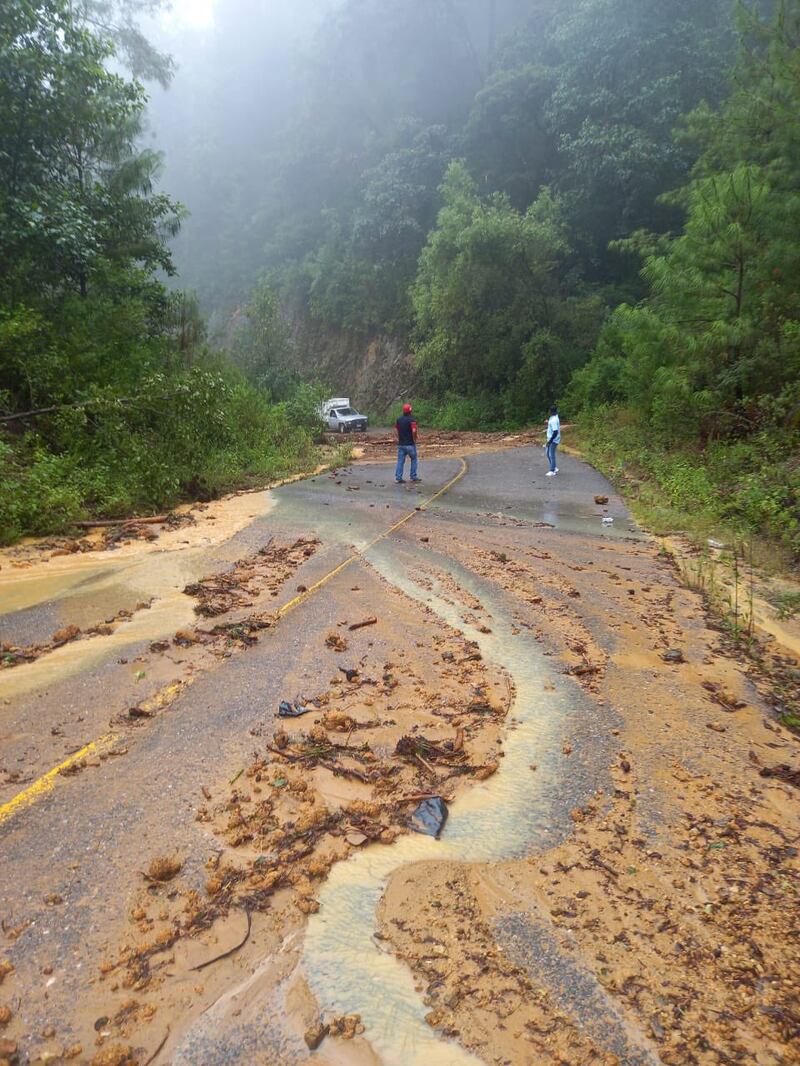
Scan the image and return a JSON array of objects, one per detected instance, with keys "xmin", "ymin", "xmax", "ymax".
[
  {"xmin": 0, "ymin": 592, "xmax": 196, "ymax": 701},
  {"xmin": 302, "ymin": 539, "xmax": 600, "ymax": 1065}
]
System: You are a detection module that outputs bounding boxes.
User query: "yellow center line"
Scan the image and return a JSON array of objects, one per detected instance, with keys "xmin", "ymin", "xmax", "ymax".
[
  {"xmin": 0, "ymin": 458, "xmax": 468, "ymax": 828},
  {"xmin": 278, "ymin": 457, "xmax": 468, "ymax": 616},
  {"xmin": 0, "ymin": 736, "xmax": 118, "ymax": 826}
]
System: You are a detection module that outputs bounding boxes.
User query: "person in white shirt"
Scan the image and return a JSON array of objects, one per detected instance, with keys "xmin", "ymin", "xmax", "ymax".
[{"xmin": 545, "ymin": 406, "xmax": 560, "ymax": 476}]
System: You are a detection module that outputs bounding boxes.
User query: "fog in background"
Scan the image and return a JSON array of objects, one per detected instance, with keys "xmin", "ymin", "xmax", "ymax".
[
  {"xmin": 145, "ymin": 0, "xmax": 335, "ymax": 317},
  {"xmin": 143, "ymin": 0, "xmax": 536, "ymax": 325}
]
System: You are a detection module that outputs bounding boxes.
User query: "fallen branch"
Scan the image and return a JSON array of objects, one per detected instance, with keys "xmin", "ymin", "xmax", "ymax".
[
  {"xmin": 73, "ymin": 515, "xmax": 168, "ymax": 528},
  {"xmin": 190, "ymin": 908, "xmax": 252, "ymax": 972},
  {"xmin": 589, "ymin": 849, "xmax": 619, "ymax": 881},
  {"xmin": 143, "ymin": 1028, "xmax": 170, "ymax": 1066},
  {"xmin": 349, "ymin": 617, "xmax": 378, "ymax": 631},
  {"xmin": 393, "ymin": 792, "xmax": 445, "ymax": 804},
  {"xmin": 318, "ymin": 760, "xmax": 373, "ymax": 784}
]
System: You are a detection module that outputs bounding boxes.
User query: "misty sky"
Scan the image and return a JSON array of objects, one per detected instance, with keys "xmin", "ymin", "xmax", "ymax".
[{"xmin": 161, "ymin": 0, "xmax": 216, "ymax": 29}]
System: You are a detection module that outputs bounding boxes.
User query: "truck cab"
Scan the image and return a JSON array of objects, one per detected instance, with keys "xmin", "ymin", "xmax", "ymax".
[{"xmin": 319, "ymin": 397, "xmax": 368, "ymax": 433}]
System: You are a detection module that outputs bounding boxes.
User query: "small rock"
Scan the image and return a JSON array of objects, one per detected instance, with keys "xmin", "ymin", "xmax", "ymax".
[
  {"xmin": 144, "ymin": 856, "xmax": 182, "ymax": 882},
  {"xmin": 661, "ymin": 649, "xmax": 685, "ymax": 664},
  {"xmin": 474, "ymin": 761, "xmax": 498, "ymax": 780},
  {"xmin": 52, "ymin": 624, "xmax": 81, "ymax": 645},
  {"xmin": 304, "ymin": 1021, "xmax": 329, "ymax": 1050}
]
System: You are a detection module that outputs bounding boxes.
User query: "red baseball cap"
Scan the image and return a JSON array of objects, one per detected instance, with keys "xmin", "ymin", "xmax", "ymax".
[{"xmin": 403, "ymin": 403, "xmax": 412, "ymax": 414}]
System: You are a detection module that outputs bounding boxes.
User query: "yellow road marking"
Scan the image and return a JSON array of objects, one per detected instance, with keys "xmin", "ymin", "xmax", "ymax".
[
  {"xmin": 277, "ymin": 457, "xmax": 468, "ymax": 616},
  {"xmin": 0, "ymin": 676, "xmax": 190, "ymax": 826},
  {"xmin": 0, "ymin": 460, "xmax": 468, "ymax": 827},
  {"xmin": 0, "ymin": 734, "xmax": 118, "ymax": 826}
]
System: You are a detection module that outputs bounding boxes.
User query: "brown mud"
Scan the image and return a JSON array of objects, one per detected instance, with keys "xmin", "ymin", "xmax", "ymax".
[
  {"xmin": 65, "ymin": 567, "xmax": 510, "ymax": 1065},
  {"xmin": 1, "ymin": 440, "xmax": 798, "ymax": 1066},
  {"xmin": 371, "ymin": 514, "xmax": 799, "ymax": 1066}
]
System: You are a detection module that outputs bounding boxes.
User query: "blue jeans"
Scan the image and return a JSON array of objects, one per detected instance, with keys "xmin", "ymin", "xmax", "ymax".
[
  {"xmin": 546, "ymin": 440, "xmax": 558, "ymax": 472},
  {"xmin": 396, "ymin": 444, "xmax": 418, "ymax": 481}
]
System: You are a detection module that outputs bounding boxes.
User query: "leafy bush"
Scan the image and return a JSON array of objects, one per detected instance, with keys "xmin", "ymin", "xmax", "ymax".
[{"xmin": 0, "ymin": 372, "xmax": 321, "ymax": 544}]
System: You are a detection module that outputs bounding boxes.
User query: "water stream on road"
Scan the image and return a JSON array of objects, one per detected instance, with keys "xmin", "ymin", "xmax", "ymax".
[{"xmin": 302, "ymin": 536, "xmax": 599, "ymax": 1065}]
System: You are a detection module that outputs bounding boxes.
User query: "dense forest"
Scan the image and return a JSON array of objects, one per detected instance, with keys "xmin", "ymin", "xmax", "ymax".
[
  {"xmin": 0, "ymin": 0, "xmax": 322, "ymax": 542},
  {"xmin": 1, "ymin": 0, "xmax": 798, "ymax": 558}
]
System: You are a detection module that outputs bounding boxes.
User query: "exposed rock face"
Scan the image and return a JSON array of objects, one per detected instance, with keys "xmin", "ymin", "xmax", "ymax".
[{"xmin": 291, "ymin": 318, "xmax": 419, "ymax": 412}]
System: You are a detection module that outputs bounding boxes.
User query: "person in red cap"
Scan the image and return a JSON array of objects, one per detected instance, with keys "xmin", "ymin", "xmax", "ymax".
[{"xmin": 395, "ymin": 403, "xmax": 420, "ymax": 483}]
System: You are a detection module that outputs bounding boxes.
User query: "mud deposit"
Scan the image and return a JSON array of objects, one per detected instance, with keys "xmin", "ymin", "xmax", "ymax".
[{"xmin": 1, "ymin": 447, "xmax": 797, "ymax": 1066}]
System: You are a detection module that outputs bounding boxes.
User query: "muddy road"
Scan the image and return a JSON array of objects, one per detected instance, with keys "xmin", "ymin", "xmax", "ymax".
[{"xmin": 0, "ymin": 443, "xmax": 797, "ymax": 1066}]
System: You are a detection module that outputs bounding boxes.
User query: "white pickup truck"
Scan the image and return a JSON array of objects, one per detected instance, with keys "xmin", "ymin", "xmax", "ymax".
[{"xmin": 318, "ymin": 397, "xmax": 368, "ymax": 433}]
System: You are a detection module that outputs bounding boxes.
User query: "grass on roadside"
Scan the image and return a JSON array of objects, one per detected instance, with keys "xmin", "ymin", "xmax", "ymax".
[{"xmin": 570, "ymin": 408, "xmax": 800, "ymax": 575}]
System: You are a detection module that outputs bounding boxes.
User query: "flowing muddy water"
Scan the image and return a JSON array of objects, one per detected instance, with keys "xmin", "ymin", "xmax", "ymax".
[
  {"xmin": 0, "ymin": 491, "xmax": 277, "ymax": 700},
  {"xmin": 302, "ymin": 535, "xmax": 610, "ymax": 1066}
]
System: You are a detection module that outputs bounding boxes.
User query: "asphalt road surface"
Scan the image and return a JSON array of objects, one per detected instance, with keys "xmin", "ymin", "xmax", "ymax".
[{"xmin": 0, "ymin": 443, "xmax": 796, "ymax": 1066}]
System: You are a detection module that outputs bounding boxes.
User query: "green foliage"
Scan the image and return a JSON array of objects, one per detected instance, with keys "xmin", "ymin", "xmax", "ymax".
[
  {"xmin": 412, "ymin": 161, "xmax": 602, "ymax": 421},
  {"xmin": 0, "ymin": 0, "xmax": 183, "ymax": 307},
  {"xmin": 0, "ymin": 369, "xmax": 320, "ymax": 543},
  {"xmin": 567, "ymin": 3, "xmax": 800, "ymax": 559},
  {"xmin": 229, "ymin": 281, "xmax": 296, "ymax": 399},
  {"xmin": 0, "ymin": 0, "xmax": 320, "ymax": 544},
  {"xmin": 162, "ymin": 0, "xmax": 735, "ymax": 332},
  {"xmin": 575, "ymin": 406, "xmax": 800, "ymax": 559},
  {"xmin": 76, "ymin": 0, "xmax": 175, "ymax": 85}
]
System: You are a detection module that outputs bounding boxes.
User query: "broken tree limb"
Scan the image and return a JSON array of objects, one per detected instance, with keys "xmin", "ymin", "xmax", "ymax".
[
  {"xmin": 190, "ymin": 908, "xmax": 252, "ymax": 972},
  {"xmin": 73, "ymin": 515, "xmax": 169, "ymax": 528},
  {"xmin": 318, "ymin": 760, "xmax": 373, "ymax": 784},
  {"xmin": 348, "ymin": 617, "xmax": 378, "ymax": 631}
]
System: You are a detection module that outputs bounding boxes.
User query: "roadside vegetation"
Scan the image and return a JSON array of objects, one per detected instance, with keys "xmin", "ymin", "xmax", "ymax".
[
  {"xmin": 0, "ymin": 1, "xmax": 323, "ymax": 544},
  {"xmin": 306, "ymin": 1, "xmax": 800, "ymax": 566},
  {"xmin": 3, "ymin": 1, "xmax": 797, "ymax": 566}
]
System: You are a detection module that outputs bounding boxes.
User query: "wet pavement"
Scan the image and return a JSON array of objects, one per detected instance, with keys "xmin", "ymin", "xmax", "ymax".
[
  {"xmin": 0, "ymin": 446, "xmax": 631, "ymax": 1059},
  {"xmin": 3, "ymin": 442, "xmax": 793, "ymax": 1066}
]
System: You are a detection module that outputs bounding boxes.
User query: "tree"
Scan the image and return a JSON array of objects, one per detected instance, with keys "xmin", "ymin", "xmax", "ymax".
[
  {"xmin": 412, "ymin": 161, "xmax": 601, "ymax": 421},
  {"xmin": 574, "ymin": 0, "xmax": 800, "ymax": 442},
  {"xmin": 0, "ymin": 0, "xmax": 182, "ymax": 310},
  {"xmin": 76, "ymin": 0, "xmax": 174, "ymax": 85},
  {"xmin": 229, "ymin": 282, "xmax": 297, "ymax": 400}
]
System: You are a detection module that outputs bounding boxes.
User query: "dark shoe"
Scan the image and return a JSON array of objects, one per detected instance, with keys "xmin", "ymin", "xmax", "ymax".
[
  {"xmin": 411, "ymin": 478, "xmax": 422, "ymax": 483},
  {"xmin": 396, "ymin": 479, "xmax": 406, "ymax": 483}
]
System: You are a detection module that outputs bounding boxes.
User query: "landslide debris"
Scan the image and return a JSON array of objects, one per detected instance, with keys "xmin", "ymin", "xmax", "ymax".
[
  {"xmin": 93, "ymin": 599, "xmax": 511, "ymax": 1039},
  {"xmin": 184, "ymin": 537, "xmax": 319, "ymax": 617}
]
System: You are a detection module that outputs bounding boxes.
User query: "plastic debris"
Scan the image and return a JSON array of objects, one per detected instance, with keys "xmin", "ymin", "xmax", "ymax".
[
  {"xmin": 278, "ymin": 700, "xmax": 315, "ymax": 718},
  {"xmin": 409, "ymin": 796, "xmax": 448, "ymax": 838},
  {"xmin": 602, "ymin": 516, "xmax": 614, "ymax": 525}
]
